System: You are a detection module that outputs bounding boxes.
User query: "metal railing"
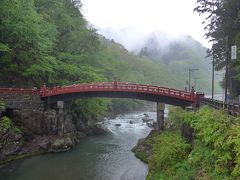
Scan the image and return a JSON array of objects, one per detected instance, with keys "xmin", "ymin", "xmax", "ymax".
[{"xmin": 201, "ymin": 98, "xmax": 240, "ymax": 116}]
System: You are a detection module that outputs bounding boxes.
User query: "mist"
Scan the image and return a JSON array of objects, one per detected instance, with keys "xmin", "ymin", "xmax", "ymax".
[
  {"xmin": 98, "ymin": 26, "xmax": 205, "ymax": 54},
  {"xmin": 98, "ymin": 27, "xmax": 146, "ymax": 52}
]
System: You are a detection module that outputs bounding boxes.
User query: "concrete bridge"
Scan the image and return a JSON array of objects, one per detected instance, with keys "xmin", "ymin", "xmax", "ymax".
[{"xmin": 0, "ymin": 81, "xmax": 204, "ymax": 132}]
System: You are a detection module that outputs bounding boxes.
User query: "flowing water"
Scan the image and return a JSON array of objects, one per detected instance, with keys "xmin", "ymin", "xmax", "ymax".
[{"xmin": 0, "ymin": 112, "xmax": 156, "ymax": 180}]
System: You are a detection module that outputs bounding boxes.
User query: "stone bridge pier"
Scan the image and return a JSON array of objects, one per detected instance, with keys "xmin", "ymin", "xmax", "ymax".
[
  {"xmin": 55, "ymin": 101, "xmax": 74, "ymax": 138},
  {"xmin": 156, "ymin": 102, "xmax": 165, "ymax": 132},
  {"xmin": 42, "ymin": 99, "xmax": 70, "ymax": 137},
  {"xmin": 56, "ymin": 101, "xmax": 65, "ymax": 137}
]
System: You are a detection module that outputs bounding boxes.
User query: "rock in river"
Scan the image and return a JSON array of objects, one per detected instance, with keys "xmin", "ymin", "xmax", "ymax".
[{"xmin": 50, "ymin": 137, "xmax": 73, "ymax": 152}]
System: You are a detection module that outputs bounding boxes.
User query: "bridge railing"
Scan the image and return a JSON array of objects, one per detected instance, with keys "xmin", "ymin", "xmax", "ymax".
[
  {"xmin": 201, "ymin": 98, "xmax": 240, "ymax": 116},
  {"xmin": 39, "ymin": 82, "xmax": 195, "ymax": 101},
  {"xmin": 116, "ymin": 82, "xmax": 194, "ymax": 101},
  {"xmin": 0, "ymin": 82, "xmax": 199, "ymax": 103}
]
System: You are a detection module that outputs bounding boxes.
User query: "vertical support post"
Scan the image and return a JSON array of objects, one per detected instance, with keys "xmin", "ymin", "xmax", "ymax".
[
  {"xmin": 188, "ymin": 69, "xmax": 191, "ymax": 92},
  {"xmin": 211, "ymin": 1, "xmax": 215, "ymax": 99},
  {"xmin": 225, "ymin": 36, "xmax": 229, "ymax": 103},
  {"xmin": 57, "ymin": 101, "xmax": 65, "ymax": 137},
  {"xmin": 157, "ymin": 102, "xmax": 165, "ymax": 132},
  {"xmin": 212, "ymin": 46, "xmax": 215, "ymax": 99}
]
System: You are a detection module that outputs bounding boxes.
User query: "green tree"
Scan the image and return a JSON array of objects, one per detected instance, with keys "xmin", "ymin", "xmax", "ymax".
[
  {"xmin": 0, "ymin": 0, "xmax": 57, "ymax": 86},
  {"xmin": 195, "ymin": 0, "xmax": 240, "ymax": 96}
]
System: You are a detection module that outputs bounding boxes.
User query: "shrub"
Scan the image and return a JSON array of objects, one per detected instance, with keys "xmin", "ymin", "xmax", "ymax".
[
  {"xmin": 0, "ymin": 116, "xmax": 12, "ymax": 133},
  {"xmin": 147, "ymin": 131, "xmax": 191, "ymax": 179}
]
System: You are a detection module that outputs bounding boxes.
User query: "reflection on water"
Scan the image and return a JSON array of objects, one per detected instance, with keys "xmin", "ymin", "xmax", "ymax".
[{"xmin": 0, "ymin": 112, "xmax": 156, "ymax": 180}]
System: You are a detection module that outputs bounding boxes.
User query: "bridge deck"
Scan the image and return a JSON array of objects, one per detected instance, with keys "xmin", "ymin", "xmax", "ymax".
[
  {"xmin": 40, "ymin": 82, "xmax": 195, "ymax": 101},
  {"xmin": 0, "ymin": 82, "xmax": 201, "ymax": 108}
]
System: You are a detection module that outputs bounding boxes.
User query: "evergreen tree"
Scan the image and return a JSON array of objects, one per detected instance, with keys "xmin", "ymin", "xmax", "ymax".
[{"xmin": 195, "ymin": 0, "xmax": 240, "ymax": 96}]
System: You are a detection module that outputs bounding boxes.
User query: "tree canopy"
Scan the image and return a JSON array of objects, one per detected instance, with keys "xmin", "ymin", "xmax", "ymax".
[{"xmin": 195, "ymin": 0, "xmax": 240, "ymax": 96}]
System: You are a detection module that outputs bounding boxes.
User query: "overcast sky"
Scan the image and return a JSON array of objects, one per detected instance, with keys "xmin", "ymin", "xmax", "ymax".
[{"xmin": 81, "ymin": 0, "xmax": 209, "ymax": 47}]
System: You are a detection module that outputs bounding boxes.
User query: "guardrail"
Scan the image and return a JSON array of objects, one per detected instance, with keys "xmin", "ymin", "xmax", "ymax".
[{"xmin": 201, "ymin": 98, "xmax": 240, "ymax": 116}]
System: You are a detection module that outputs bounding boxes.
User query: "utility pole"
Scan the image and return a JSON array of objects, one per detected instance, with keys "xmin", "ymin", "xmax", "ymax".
[
  {"xmin": 212, "ymin": 44, "xmax": 215, "ymax": 99},
  {"xmin": 188, "ymin": 69, "xmax": 191, "ymax": 91},
  {"xmin": 225, "ymin": 36, "xmax": 229, "ymax": 103},
  {"xmin": 211, "ymin": 0, "xmax": 215, "ymax": 100}
]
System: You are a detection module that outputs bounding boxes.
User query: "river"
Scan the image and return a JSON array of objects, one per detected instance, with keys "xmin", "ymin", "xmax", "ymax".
[{"xmin": 0, "ymin": 111, "xmax": 156, "ymax": 180}]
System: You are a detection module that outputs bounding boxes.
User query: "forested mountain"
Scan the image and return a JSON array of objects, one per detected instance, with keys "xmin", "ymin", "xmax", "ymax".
[
  {"xmin": 0, "ymin": 0, "xmax": 217, "ymax": 123},
  {"xmin": 138, "ymin": 32, "xmax": 215, "ymax": 92},
  {"xmin": 100, "ymin": 28, "xmax": 218, "ymax": 93}
]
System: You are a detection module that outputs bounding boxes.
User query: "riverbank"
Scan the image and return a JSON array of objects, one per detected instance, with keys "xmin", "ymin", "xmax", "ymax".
[
  {"xmin": 0, "ymin": 107, "xmax": 110, "ymax": 166},
  {"xmin": 132, "ymin": 106, "xmax": 240, "ymax": 179},
  {"xmin": 0, "ymin": 111, "xmax": 153, "ymax": 180},
  {"xmin": 0, "ymin": 100, "xmax": 156, "ymax": 165}
]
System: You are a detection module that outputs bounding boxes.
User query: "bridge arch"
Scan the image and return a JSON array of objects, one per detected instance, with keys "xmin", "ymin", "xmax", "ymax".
[
  {"xmin": 40, "ymin": 82, "xmax": 198, "ymax": 107},
  {"xmin": 0, "ymin": 81, "xmax": 203, "ymax": 132}
]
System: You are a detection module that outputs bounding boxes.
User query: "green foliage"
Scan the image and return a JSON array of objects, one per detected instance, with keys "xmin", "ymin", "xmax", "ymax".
[
  {"xmin": 0, "ymin": 0, "xmax": 57, "ymax": 86},
  {"xmin": 0, "ymin": 116, "xmax": 22, "ymax": 135},
  {"xmin": 171, "ymin": 107, "xmax": 240, "ymax": 178},
  {"xmin": 168, "ymin": 106, "xmax": 186, "ymax": 128},
  {"xmin": 188, "ymin": 139, "xmax": 218, "ymax": 179},
  {"xmin": 13, "ymin": 126, "xmax": 22, "ymax": 134},
  {"xmin": 0, "ymin": 101, "xmax": 5, "ymax": 109},
  {"xmin": 71, "ymin": 99, "xmax": 108, "ymax": 124},
  {"xmin": 133, "ymin": 148, "xmax": 150, "ymax": 163},
  {"xmin": 94, "ymin": 37, "xmax": 177, "ymax": 86},
  {"xmin": 0, "ymin": 116, "xmax": 12, "ymax": 133},
  {"xmin": 132, "ymin": 131, "xmax": 159, "ymax": 163},
  {"xmin": 145, "ymin": 107, "xmax": 240, "ymax": 179},
  {"xmin": 195, "ymin": 0, "xmax": 240, "ymax": 96},
  {"xmin": 0, "ymin": 43, "xmax": 10, "ymax": 52},
  {"xmin": 147, "ymin": 131, "xmax": 191, "ymax": 180}
]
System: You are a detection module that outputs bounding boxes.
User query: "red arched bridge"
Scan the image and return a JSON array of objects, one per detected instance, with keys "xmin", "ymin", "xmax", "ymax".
[{"xmin": 0, "ymin": 82, "xmax": 203, "ymax": 107}]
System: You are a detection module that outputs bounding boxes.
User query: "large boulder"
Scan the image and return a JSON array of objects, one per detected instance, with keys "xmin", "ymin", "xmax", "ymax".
[
  {"xmin": 38, "ymin": 139, "xmax": 50, "ymax": 151},
  {"xmin": 64, "ymin": 137, "xmax": 73, "ymax": 147},
  {"xmin": 91, "ymin": 124, "xmax": 110, "ymax": 135},
  {"xmin": 142, "ymin": 117, "xmax": 153, "ymax": 123},
  {"xmin": 142, "ymin": 114, "xmax": 153, "ymax": 123},
  {"xmin": 51, "ymin": 139, "xmax": 65, "ymax": 149},
  {"xmin": 83, "ymin": 124, "xmax": 110, "ymax": 135},
  {"xmin": 50, "ymin": 137, "xmax": 74, "ymax": 152}
]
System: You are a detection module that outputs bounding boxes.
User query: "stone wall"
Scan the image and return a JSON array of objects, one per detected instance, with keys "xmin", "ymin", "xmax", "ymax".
[{"xmin": 0, "ymin": 94, "xmax": 44, "ymax": 110}]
